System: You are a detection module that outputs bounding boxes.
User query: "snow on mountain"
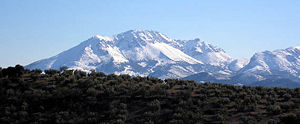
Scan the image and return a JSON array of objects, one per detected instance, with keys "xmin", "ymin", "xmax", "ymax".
[
  {"xmin": 228, "ymin": 58, "xmax": 249, "ymax": 72},
  {"xmin": 184, "ymin": 46, "xmax": 300, "ymax": 87},
  {"xmin": 237, "ymin": 46, "xmax": 300, "ymax": 83},
  {"xmin": 151, "ymin": 42, "xmax": 202, "ymax": 64},
  {"xmin": 26, "ymin": 30, "xmax": 231, "ymax": 78},
  {"xmin": 179, "ymin": 38, "xmax": 233, "ymax": 66}
]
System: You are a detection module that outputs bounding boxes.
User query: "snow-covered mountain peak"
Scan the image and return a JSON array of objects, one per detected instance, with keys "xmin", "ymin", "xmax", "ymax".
[
  {"xmin": 95, "ymin": 35, "xmax": 113, "ymax": 41},
  {"xmin": 197, "ymin": 41, "xmax": 225, "ymax": 53},
  {"xmin": 115, "ymin": 30, "xmax": 174, "ymax": 44},
  {"xmin": 180, "ymin": 39, "xmax": 232, "ymax": 66},
  {"xmin": 287, "ymin": 46, "xmax": 300, "ymax": 50},
  {"xmin": 238, "ymin": 47, "xmax": 300, "ymax": 83},
  {"xmin": 285, "ymin": 46, "xmax": 300, "ymax": 54},
  {"xmin": 182, "ymin": 39, "xmax": 225, "ymax": 53}
]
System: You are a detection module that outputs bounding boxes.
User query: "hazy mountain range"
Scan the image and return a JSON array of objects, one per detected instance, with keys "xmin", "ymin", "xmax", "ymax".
[{"xmin": 26, "ymin": 30, "xmax": 300, "ymax": 88}]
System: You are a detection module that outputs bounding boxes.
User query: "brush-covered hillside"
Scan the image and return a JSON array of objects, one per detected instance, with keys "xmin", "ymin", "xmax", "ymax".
[{"xmin": 1, "ymin": 65, "xmax": 300, "ymax": 123}]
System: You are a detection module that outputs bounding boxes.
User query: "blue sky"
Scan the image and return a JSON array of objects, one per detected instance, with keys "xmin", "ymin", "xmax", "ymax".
[{"xmin": 1, "ymin": 0, "xmax": 300, "ymax": 67}]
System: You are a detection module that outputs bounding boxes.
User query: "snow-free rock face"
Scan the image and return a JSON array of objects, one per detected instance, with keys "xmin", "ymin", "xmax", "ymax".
[{"xmin": 26, "ymin": 30, "xmax": 234, "ymax": 78}]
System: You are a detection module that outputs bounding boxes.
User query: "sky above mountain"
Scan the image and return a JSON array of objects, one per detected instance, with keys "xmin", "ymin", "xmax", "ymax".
[{"xmin": 1, "ymin": 0, "xmax": 300, "ymax": 67}]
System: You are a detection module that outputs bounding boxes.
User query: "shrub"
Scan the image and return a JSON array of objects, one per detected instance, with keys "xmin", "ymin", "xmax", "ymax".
[
  {"xmin": 45, "ymin": 69, "xmax": 60, "ymax": 75},
  {"xmin": 267, "ymin": 105, "xmax": 281, "ymax": 115}
]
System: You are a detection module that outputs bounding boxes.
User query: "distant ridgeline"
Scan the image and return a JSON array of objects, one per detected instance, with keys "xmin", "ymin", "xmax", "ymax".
[{"xmin": 0, "ymin": 65, "xmax": 300, "ymax": 123}]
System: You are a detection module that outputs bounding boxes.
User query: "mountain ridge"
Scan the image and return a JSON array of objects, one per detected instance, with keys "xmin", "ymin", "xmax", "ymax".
[
  {"xmin": 185, "ymin": 46, "xmax": 300, "ymax": 87},
  {"xmin": 25, "ymin": 30, "xmax": 300, "ymax": 87}
]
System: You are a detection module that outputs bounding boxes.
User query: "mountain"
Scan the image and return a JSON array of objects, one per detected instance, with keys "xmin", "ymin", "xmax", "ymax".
[
  {"xmin": 236, "ymin": 47, "xmax": 300, "ymax": 85},
  {"xmin": 26, "ymin": 30, "xmax": 300, "ymax": 87},
  {"xmin": 26, "ymin": 30, "xmax": 235, "ymax": 79},
  {"xmin": 185, "ymin": 47, "xmax": 300, "ymax": 88}
]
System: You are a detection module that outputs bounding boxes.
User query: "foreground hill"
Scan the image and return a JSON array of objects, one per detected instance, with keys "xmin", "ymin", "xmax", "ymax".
[{"xmin": 1, "ymin": 65, "xmax": 300, "ymax": 123}]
